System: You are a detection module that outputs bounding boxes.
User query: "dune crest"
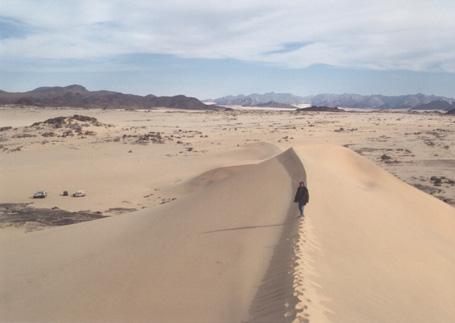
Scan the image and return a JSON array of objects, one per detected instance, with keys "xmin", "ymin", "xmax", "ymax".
[
  {"xmin": 0, "ymin": 147, "xmax": 305, "ymax": 322},
  {"xmin": 1, "ymin": 144, "xmax": 454, "ymax": 322},
  {"xmin": 292, "ymin": 145, "xmax": 455, "ymax": 322}
]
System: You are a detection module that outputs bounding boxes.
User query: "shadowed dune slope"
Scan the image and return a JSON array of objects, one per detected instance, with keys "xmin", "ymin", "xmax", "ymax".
[
  {"xmin": 0, "ymin": 148, "xmax": 304, "ymax": 322},
  {"xmin": 296, "ymin": 145, "xmax": 455, "ymax": 322},
  {"xmin": 171, "ymin": 164, "xmax": 253, "ymax": 196}
]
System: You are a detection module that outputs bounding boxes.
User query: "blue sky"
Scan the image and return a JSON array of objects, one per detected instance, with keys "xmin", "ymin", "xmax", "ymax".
[{"xmin": 1, "ymin": 0, "xmax": 455, "ymax": 99}]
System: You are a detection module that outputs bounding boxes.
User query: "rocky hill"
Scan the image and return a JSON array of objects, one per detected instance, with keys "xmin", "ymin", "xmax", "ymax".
[
  {"xmin": 0, "ymin": 85, "xmax": 224, "ymax": 110},
  {"xmin": 412, "ymin": 100, "xmax": 455, "ymax": 111},
  {"xmin": 213, "ymin": 92, "xmax": 455, "ymax": 111}
]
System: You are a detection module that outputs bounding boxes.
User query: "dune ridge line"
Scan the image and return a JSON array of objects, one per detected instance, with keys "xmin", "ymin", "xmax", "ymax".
[
  {"xmin": 1, "ymin": 144, "xmax": 454, "ymax": 322},
  {"xmin": 0, "ymin": 147, "xmax": 307, "ymax": 322},
  {"xmin": 293, "ymin": 144, "xmax": 455, "ymax": 322},
  {"xmin": 248, "ymin": 147, "xmax": 309, "ymax": 322}
]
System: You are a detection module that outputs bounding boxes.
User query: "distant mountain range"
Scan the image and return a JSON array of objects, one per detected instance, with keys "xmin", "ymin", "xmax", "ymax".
[
  {"xmin": 0, "ymin": 85, "xmax": 224, "ymax": 110},
  {"xmin": 2, "ymin": 86, "xmax": 454, "ymax": 112},
  {"xmin": 210, "ymin": 92, "xmax": 455, "ymax": 111}
]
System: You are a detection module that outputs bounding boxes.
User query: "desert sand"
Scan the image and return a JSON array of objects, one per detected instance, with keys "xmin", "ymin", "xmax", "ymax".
[{"xmin": 1, "ymin": 106, "xmax": 454, "ymax": 322}]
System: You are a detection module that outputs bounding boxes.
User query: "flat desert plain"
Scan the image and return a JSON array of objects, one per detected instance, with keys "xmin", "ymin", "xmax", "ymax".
[{"xmin": 1, "ymin": 106, "xmax": 454, "ymax": 322}]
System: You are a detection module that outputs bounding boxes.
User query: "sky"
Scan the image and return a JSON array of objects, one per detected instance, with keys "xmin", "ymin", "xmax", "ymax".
[{"xmin": 1, "ymin": 0, "xmax": 455, "ymax": 100}]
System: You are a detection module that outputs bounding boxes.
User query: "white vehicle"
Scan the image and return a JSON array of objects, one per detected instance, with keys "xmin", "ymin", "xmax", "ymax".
[
  {"xmin": 33, "ymin": 191, "xmax": 47, "ymax": 198},
  {"xmin": 72, "ymin": 190, "xmax": 86, "ymax": 197}
]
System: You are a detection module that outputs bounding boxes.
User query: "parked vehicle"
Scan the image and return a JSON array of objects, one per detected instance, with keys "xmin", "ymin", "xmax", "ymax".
[
  {"xmin": 72, "ymin": 190, "xmax": 85, "ymax": 197},
  {"xmin": 33, "ymin": 191, "xmax": 47, "ymax": 198},
  {"xmin": 63, "ymin": 191, "xmax": 68, "ymax": 196}
]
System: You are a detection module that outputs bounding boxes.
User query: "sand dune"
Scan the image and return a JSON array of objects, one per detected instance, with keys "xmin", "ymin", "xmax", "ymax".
[
  {"xmin": 0, "ymin": 148, "xmax": 304, "ymax": 322},
  {"xmin": 1, "ymin": 144, "xmax": 454, "ymax": 322},
  {"xmin": 294, "ymin": 145, "xmax": 455, "ymax": 322}
]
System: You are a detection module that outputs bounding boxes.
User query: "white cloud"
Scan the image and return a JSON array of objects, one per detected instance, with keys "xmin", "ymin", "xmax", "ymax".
[{"xmin": 1, "ymin": 0, "xmax": 455, "ymax": 72}]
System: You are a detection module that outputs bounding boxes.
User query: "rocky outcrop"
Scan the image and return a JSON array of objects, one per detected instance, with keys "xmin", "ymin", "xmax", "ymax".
[{"xmin": 31, "ymin": 115, "xmax": 103, "ymax": 128}]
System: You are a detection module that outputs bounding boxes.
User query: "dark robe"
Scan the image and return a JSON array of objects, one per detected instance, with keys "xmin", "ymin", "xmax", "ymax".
[{"xmin": 294, "ymin": 186, "xmax": 309, "ymax": 206}]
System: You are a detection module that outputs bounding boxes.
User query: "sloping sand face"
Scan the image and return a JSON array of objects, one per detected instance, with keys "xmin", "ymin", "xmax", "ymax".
[
  {"xmin": 1, "ymin": 144, "xmax": 454, "ymax": 322},
  {"xmin": 0, "ymin": 148, "xmax": 305, "ymax": 322},
  {"xmin": 293, "ymin": 145, "xmax": 455, "ymax": 322}
]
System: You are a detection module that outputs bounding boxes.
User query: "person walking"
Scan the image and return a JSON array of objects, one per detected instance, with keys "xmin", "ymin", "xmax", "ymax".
[{"xmin": 294, "ymin": 181, "xmax": 309, "ymax": 218}]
